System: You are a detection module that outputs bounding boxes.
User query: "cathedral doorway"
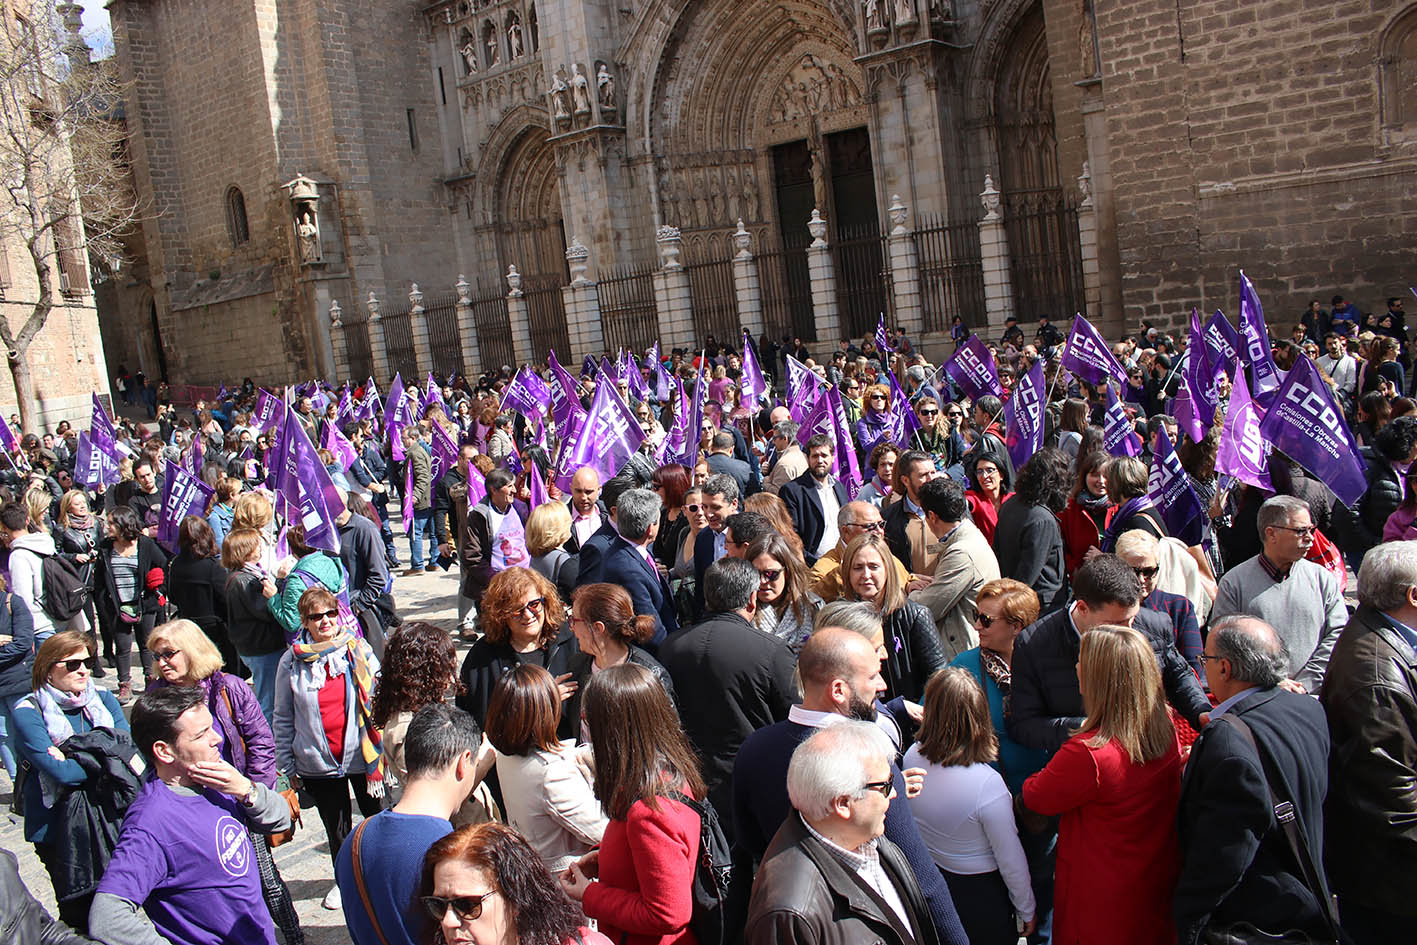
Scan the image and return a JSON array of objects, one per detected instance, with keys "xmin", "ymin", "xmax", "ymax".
[{"xmin": 495, "ymin": 125, "xmax": 569, "ymax": 362}]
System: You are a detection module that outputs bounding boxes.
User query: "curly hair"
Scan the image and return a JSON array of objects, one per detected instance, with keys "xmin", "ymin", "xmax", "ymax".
[
  {"xmin": 1014, "ymin": 447, "xmax": 1072, "ymax": 513},
  {"xmin": 421, "ymin": 823, "xmax": 583, "ymax": 945},
  {"xmin": 371, "ymin": 621, "xmax": 461, "ymax": 729},
  {"xmin": 480, "ymin": 567, "xmax": 564, "ymax": 648}
]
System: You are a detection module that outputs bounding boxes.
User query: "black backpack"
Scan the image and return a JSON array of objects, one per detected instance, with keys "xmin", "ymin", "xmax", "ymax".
[
  {"xmin": 37, "ymin": 551, "xmax": 91, "ymax": 621},
  {"xmin": 668, "ymin": 792, "xmax": 733, "ymax": 945}
]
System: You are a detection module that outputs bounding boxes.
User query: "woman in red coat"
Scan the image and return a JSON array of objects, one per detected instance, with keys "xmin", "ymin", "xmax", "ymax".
[
  {"xmin": 559, "ymin": 662, "xmax": 703, "ymax": 945},
  {"xmin": 1059, "ymin": 450, "xmax": 1114, "ymax": 579},
  {"xmin": 1022, "ymin": 625, "xmax": 1182, "ymax": 945}
]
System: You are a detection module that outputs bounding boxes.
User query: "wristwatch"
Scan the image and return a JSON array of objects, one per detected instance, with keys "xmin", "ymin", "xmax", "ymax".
[{"xmin": 242, "ymin": 783, "xmax": 259, "ymax": 807}]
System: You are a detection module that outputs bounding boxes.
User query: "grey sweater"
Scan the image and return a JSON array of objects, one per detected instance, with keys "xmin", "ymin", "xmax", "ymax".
[{"xmin": 1210, "ymin": 555, "xmax": 1347, "ymax": 692}]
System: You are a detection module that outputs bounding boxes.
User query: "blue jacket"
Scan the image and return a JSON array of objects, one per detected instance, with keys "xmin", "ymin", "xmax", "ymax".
[
  {"xmin": 599, "ymin": 536, "xmax": 676, "ymax": 648},
  {"xmin": 0, "ymin": 593, "xmax": 36, "ymax": 698},
  {"xmin": 12, "ymin": 688, "xmax": 129, "ymax": 842},
  {"xmin": 950, "ymin": 647, "xmax": 1049, "ymax": 793}
]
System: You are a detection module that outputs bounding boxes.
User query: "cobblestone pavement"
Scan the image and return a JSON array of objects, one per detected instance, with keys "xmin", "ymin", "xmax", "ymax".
[{"xmin": 1, "ymin": 564, "xmax": 469, "ymax": 944}]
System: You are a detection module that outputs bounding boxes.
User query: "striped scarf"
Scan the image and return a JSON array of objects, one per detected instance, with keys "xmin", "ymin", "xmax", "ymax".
[{"xmin": 292, "ymin": 632, "xmax": 384, "ymax": 796}]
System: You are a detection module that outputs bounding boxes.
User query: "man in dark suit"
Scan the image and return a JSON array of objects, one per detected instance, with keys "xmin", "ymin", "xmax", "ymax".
[
  {"xmin": 600, "ymin": 487, "xmax": 676, "ymax": 648},
  {"xmin": 705, "ymin": 431, "xmax": 754, "ymax": 500},
  {"xmin": 779, "ymin": 434, "xmax": 849, "ymax": 566},
  {"xmin": 564, "ymin": 466, "xmax": 606, "ymax": 554},
  {"xmin": 690, "ymin": 473, "xmax": 740, "ymax": 617},
  {"xmin": 1175, "ymin": 615, "xmax": 1332, "ymax": 945},
  {"xmin": 572, "ymin": 475, "xmax": 632, "ymax": 587}
]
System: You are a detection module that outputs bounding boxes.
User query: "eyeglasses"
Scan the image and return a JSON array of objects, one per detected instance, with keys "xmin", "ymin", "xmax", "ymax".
[
  {"xmin": 945, "ymin": 411, "xmax": 962, "ymax": 419},
  {"xmin": 1198, "ymin": 653, "xmax": 1224, "ymax": 665},
  {"xmin": 686, "ymin": 504, "xmax": 702, "ymax": 513},
  {"xmin": 302, "ymin": 609, "xmax": 340, "ymax": 623},
  {"xmin": 975, "ymin": 467, "xmax": 999, "ymax": 478},
  {"xmin": 516, "ymin": 598, "xmax": 545, "ymax": 617},
  {"xmin": 860, "ymin": 779, "xmax": 894, "ymax": 797},
  {"xmin": 56, "ymin": 658, "xmax": 88, "ymax": 673},
  {"xmin": 1132, "ymin": 565, "xmax": 1160, "ymax": 579},
  {"xmin": 868, "ymin": 394, "xmax": 886, "ymax": 402},
  {"xmin": 758, "ymin": 568, "xmax": 783, "ymax": 583},
  {"xmin": 848, "ymin": 520, "xmax": 886, "ymax": 532},
  {"xmin": 974, "ymin": 612, "xmax": 1007, "ymax": 629},
  {"xmin": 919, "ymin": 409, "xmax": 939, "ymax": 417},
  {"xmin": 1273, "ymin": 525, "xmax": 1317, "ymax": 538},
  {"xmin": 420, "ymin": 891, "xmax": 497, "ymax": 923},
  {"xmin": 152, "ymin": 649, "xmax": 182, "ymax": 664}
]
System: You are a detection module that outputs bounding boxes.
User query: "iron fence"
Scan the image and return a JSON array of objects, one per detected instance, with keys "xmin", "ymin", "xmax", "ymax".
[
  {"xmin": 471, "ymin": 280, "xmax": 516, "ymax": 372},
  {"xmin": 913, "ymin": 214, "xmax": 987, "ymax": 334},
  {"xmin": 423, "ymin": 292, "xmax": 463, "ymax": 378},
  {"xmin": 342, "ymin": 317, "xmax": 374, "ymax": 382},
  {"xmin": 685, "ymin": 256, "xmax": 738, "ymax": 347},
  {"xmin": 380, "ymin": 307, "xmax": 418, "ymax": 380},
  {"xmin": 832, "ymin": 225, "xmax": 890, "ymax": 343},
  {"xmin": 598, "ymin": 263, "xmax": 658, "ymax": 356},
  {"xmin": 1001, "ymin": 195, "xmax": 1086, "ymax": 323},
  {"xmin": 757, "ymin": 245, "xmax": 815, "ymax": 343},
  {"xmin": 523, "ymin": 273, "xmax": 570, "ymax": 365}
]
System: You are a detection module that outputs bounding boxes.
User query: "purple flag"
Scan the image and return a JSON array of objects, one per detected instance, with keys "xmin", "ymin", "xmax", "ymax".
[
  {"xmin": 741, "ymin": 330, "xmax": 769, "ymax": 411},
  {"xmin": 75, "ymin": 432, "xmax": 119, "ymax": 489},
  {"xmin": 184, "ymin": 436, "xmax": 204, "ymax": 477},
  {"xmin": 429, "ymin": 421, "xmax": 459, "ymax": 484},
  {"xmin": 89, "ymin": 393, "xmax": 126, "ymax": 461},
  {"xmin": 323, "ymin": 421, "xmax": 358, "ymax": 470},
  {"xmin": 466, "ymin": 461, "xmax": 487, "ymax": 509},
  {"xmin": 1239, "ymin": 270, "xmax": 1283, "ymax": 406},
  {"xmin": 796, "ymin": 387, "xmax": 835, "ymax": 448},
  {"xmin": 559, "ymin": 378, "xmax": 646, "ymax": 490},
  {"xmin": 1060, "ymin": 314, "xmax": 1127, "ymax": 387},
  {"xmin": 423, "ymin": 372, "xmax": 447, "ymax": 415},
  {"xmin": 1003, "ymin": 359, "xmax": 1046, "ymax": 470},
  {"xmin": 581, "ymin": 355, "xmax": 598, "ymax": 379},
  {"xmin": 402, "ymin": 460, "xmax": 415, "ymax": 535},
  {"xmin": 943, "ymin": 335, "xmax": 1003, "ymax": 401},
  {"xmin": 1147, "ymin": 426, "xmax": 1205, "ymax": 545},
  {"xmin": 828, "ymin": 387, "xmax": 864, "ymax": 498},
  {"xmin": 600, "ymin": 356, "xmax": 619, "ymax": 385},
  {"xmin": 527, "ymin": 453, "xmax": 550, "ymax": 509},
  {"xmin": 785, "ymin": 355, "xmax": 828, "ymax": 424},
  {"xmin": 1257, "ymin": 354, "xmax": 1366, "ymax": 506},
  {"xmin": 1203, "ymin": 310, "xmax": 1240, "ymax": 382},
  {"xmin": 547, "ymin": 351, "xmax": 584, "ymax": 428},
  {"xmin": 384, "ymin": 373, "xmax": 412, "ymax": 461},
  {"xmin": 252, "ymin": 389, "xmax": 283, "ymax": 435},
  {"xmin": 1178, "ymin": 308, "xmax": 1219, "ymax": 442},
  {"xmin": 886, "ymin": 371, "xmax": 921, "ymax": 449},
  {"xmin": 503, "ymin": 366, "xmax": 553, "ymax": 417},
  {"xmin": 646, "ymin": 343, "xmax": 673, "ymax": 401},
  {"xmin": 1215, "ymin": 370, "xmax": 1273, "ymax": 491},
  {"xmin": 156, "ymin": 461, "xmax": 215, "ymax": 554},
  {"xmin": 270, "ymin": 406, "xmax": 344, "ymax": 553},
  {"xmin": 1102, "ymin": 383, "xmax": 1141, "ymax": 457},
  {"xmin": 0, "ymin": 414, "xmax": 17, "ymax": 456},
  {"xmin": 874, "ymin": 314, "xmax": 894, "ymax": 354},
  {"xmin": 624, "ymin": 351, "xmax": 649, "ymax": 405},
  {"xmin": 670, "ymin": 363, "xmax": 705, "ymax": 471},
  {"xmin": 335, "ymin": 385, "xmax": 354, "ymax": 425}
]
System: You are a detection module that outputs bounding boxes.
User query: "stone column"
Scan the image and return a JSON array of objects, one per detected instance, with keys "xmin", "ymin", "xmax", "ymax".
[
  {"xmin": 506, "ymin": 266, "xmax": 535, "ymax": 367},
  {"xmin": 453, "ymin": 274, "xmax": 483, "ymax": 376},
  {"xmin": 885, "ymin": 195, "xmax": 924, "ymax": 342},
  {"xmin": 651, "ymin": 226, "xmax": 695, "ymax": 353},
  {"xmin": 731, "ymin": 219, "xmax": 765, "ymax": 340},
  {"xmin": 805, "ymin": 209, "xmax": 841, "ymax": 344},
  {"xmin": 1076, "ymin": 163, "xmax": 1102, "ymax": 321},
  {"xmin": 978, "ymin": 176, "xmax": 1015, "ymax": 331},
  {"xmin": 329, "ymin": 299, "xmax": 349, "ymax": 381},
  {"xmin": 408, "ymin": 283, "xmax": 434, "ymax": 377},
  {"xmin": 561, "ymin": 238, "xmax": 605, "ymax": 362},
  {"xmin": 366, "ymin": 291, "xmax": 391, "ymax": 385}
]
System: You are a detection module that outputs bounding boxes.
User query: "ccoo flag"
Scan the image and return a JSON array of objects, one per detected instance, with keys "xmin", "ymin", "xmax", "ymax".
[
  {"xmin": 1147, "ymin": 425, "xmax": 1205, "ymax": 546},
  {"xmin": 270, "ymin": 406, "xmax": 345, "ymax": 553},
  {"xmin": 1004, "ymin": 358, "xmax": 1046, "ymax": 471},
  {"xmin": 944, "ymin": 335, "xmax": 1003, "ymax": 401},
  {"xmin": 1102, "ymin": 383, "xmax": 1142, "ymax": 457},
  {"xmin": 1239, "ymin": 270, "xmax": 1283, "ymax": 406},
  {"xmin": 74, "ymin": 431, "xmax": 119, "ymax": 489},
  {"xmin": 1060, "ymin": 314, "xmax": 1128, "ymax": 387},
  {"xmin": 1215, "ymin": 369, "xmax": 1272, "ymax": 491},
  {"xmin": 156, "ymin": 461, "xmax": 215, "ymax": 554},
  {"xmin": 1257, "ymin": 354, "xmax": 1366, "ymax": 506}
]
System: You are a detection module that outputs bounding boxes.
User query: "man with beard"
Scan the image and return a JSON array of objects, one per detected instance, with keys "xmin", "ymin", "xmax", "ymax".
[
  {"xmin": 779, "ymin": 435, "xmax": 849, "ymax": 566},
  {"xmin": 730, "ymin": 609, "xmax": 969, "ymax": 945}
]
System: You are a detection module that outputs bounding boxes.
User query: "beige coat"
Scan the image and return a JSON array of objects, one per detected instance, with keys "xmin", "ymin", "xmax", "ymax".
[
  {"xmin": 495, "ymin": 741, "xmax": 608, "ymax": 874},
  {"xmin": 909, "ymin": 518, "xmax": 999, "ymax": 661},
  {"xmin": 765, "ymin": 444, "xmax": 807, "ymax": 495}
]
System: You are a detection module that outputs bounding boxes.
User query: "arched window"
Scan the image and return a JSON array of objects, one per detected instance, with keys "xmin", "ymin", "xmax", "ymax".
[
  {"xmin": 1381, "ymin": 6, "xmax": 1417, "ymax": 139},
  {"xmin": 225, "ymin": 186, "xmax": 249, "ymax": 246}
]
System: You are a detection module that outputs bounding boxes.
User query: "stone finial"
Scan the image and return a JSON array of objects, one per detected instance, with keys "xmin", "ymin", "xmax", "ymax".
[
  {"xmin": 456, "ymin": 274, "xmax": 471, "ymax": 305},
  {"xmin": 408, "ymin": 283, "xmax": 425, "ymax": 313},
  {"xmin": 981, "ymin": 175, "xmax": 1001, "ymax": 221},
  {"xmin": 367, "ymin": 291, "xmax": 381, "ymax": 320},
  {"xmin": 565, "ymin": 238, "xmax": 590, "ymax": 284},
  {"xmin": 329, "ymin": 299, "xmax": 343, "ymax": 328},
  {"xmin": 656, "ymin": 225, "xmax": 683, "ymax": 270},
  {"xmin": 807, "ymin": 209, "xmax": 828, "ymax": 248},
  {"xmin": 506, "ymin": 265, "xmax": 523, "ymax": 297},
  {"xmin": 1078, "ymin": 161, "xmax": 1094, "ymax": 210},
  {"xmin": 733, "ymin": 219, "xmax": 753, "ymax": 259},
  {"xmin": 887, "ymin": 194, "xmax": 908, "ymax": 236}
]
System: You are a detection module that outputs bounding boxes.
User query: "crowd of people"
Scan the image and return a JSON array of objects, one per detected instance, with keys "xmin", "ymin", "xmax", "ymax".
[{"xmin": 0, "ymin": 303, "xmax": 1414, "ymax": 945}]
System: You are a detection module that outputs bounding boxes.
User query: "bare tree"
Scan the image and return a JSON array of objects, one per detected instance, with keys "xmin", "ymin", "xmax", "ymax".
[{"xmin": 0, "ymin": 2, "xmax": 138, "ymax": 432}]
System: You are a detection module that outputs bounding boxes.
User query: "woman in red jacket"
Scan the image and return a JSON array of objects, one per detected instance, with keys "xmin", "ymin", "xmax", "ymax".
[
  {"xmin": 559, "ymin": 663, "xmax": 703, "ymax": 945},
  {"xmin": 1058, "ymin": 450, "xmax": 1114, "ymax": 579},
  {"xmin": 1022, "ymin": 625, "xmax": 1182, "ymax": 945}
]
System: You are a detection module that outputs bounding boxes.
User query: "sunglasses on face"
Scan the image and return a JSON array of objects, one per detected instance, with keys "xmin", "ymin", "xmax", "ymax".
[
  {"xmin": 868, "ymin": 395, "xmax": 886, "ymax": 402},
  {"xmin": 302, "ymin": 610, "xmax": 340, "ymax": 623},
  {"xmin": 420, "ymin": 891, "xmax": 497, "ymax": 923},
  {"xmin": 1132, "ymin": 565, "xmax": 1160, "ymax": 579},
  {"xmin": 686, "ymin": 504, "xmax": 702, "ymax": 513},
  {"xmin": 758, "ymin": 568, "xmax": 783, "ymax": 583},
  {"xmin": 516, "ymin": 598, "xmax": 545, "ymax": 616},
  {"xmin": 920, "ymin": 409, "xmax": 939, "ymax": 417},
  {"xmin": 849, "ymin": 520, "xmax": 885, "ymax": 532},
  {"xmin": 946, "ymin": 411, "xmax": 962, "ymax": 419},
  {"xmin": 56, "ymin": 658, "xmax": 88, "ymax": 673},
  {"xmin": 974, "ymin": 612, "xmax": 1007, "ymax": 629},
  {"xmin": 861, "ymin": 779, "xmax": 894, "ymax": 797}
]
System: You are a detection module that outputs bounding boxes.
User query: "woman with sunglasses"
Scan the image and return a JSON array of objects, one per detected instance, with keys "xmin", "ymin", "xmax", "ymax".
[
  {"xmin": 147, "ymin": 618, "xmax": 305, "ymax": 943},
  {"xmin": 649, "ymin": 463, "xmax": 691, "ymax": 571},
  {"xmin": 853, "ymin": 383, "xmax": 894, "ymax": 463},
  {"xmin": 747, "ymin": 532, "xmax": 820, "ymax": 653},
  {"xmin": 422, "ymin": 821, "xmax": 612, "ymax": 945},
  {"xmin": 274, "ymin": 586, "xmax": 384, "ymax": 912},
  {"xmin": 910, "ymin": 396, "xmax": 965, "ymax": 469},
  {"xmin": 456, "ymin": 567, "xmax": 578, "ymax": 734},
  {"xmin": 11, "ymin": 630, "xmax": 128, "ymax": 930}
]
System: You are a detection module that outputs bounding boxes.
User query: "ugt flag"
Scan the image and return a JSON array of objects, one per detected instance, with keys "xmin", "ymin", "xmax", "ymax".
[
  {"xmin": 270, "ymin": 407, "xmax": 345, "ymax": 553},
  {"xmin": 1103, "ymin": 383, "xmax": 1141, "ymax": 457},
  {"xmin": 1258, "ymin": 355, "xmax": 1366, "ymax": 506},
  {"xmin": 1060, "ymin": 314, "xmax": 1127, "ymax": 387},
  {"xmin": 1215, "ymin": 370, "xmax": 1272, "ymax": 491},
  {"xmin": 944, "ymin": 335, "xmax": 1003, "ymax": 401},
  {"xmin": 156, "ymin": 461, "xmax": 215, "ymax": 554},
  {"xmin": 1239, "ymin": 270, "xmax": 1283, "ymax": 407},
  {"xmin": 1004, "ymin": 358, "xmax": 1046, "ymax": 471},
  {"xmin": 1147, "ymin": 426, "xmax": 1205, "ymax": 546}
]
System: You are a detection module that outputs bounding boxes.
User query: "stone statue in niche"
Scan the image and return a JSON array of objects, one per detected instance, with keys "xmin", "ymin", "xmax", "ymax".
[
  {"xmin": 895, "ymin": 0, "xmax": 916, "ymax": 25},
  {"xmin": 1079, "ymin": 0, "xmax": 1099, "ymax": 77},
  {"xmin": 508, "ymin": 18, "xmax": 524, "ymax": 59},
  {"xmin": 709, "ymin": 171, "xmax": 725, "ymax": 225},
  {"xmin": 725, "ymin": 171, "xmax": 739, "ymax": 222},
  {"xmin": 571, "ymin": 64, "xmax": 591, "ymax": 116},
  {"xmin": 459, "ymin": 30, "xmax": 478, "ymax": 75},
  {"xmin": 597, "ymin": 64, "xmax": 615, "ymax": 111},
  {"xmin": 297, "ymin": 210, "xmax": 321, "ymax": 263},
  {"xmin": 692, "ymin": 169, "xmax": 709, "ymax": 228},
  {"xmin": 742, "ymin": 168, "xmax": 760, "ymax": 221},
  {"xmin": 549, "ymin": 72, "xmax": 570, "ymax": 121},
  {"xmin": 483, "ymin": 21, "xmax": 499, "ymax": 67},
  {"xmin": 809, "ymin": 149, "xmax": 827, "ymax": 211},
  {"xmin": 865, "ymin": 0, "xmax": 887, "ymax": 32}
]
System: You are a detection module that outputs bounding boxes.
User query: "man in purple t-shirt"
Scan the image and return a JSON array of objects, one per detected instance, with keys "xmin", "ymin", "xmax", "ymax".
[{"xmin": 90, "ymin": 687, "xmax": 291, "ymax": 945}]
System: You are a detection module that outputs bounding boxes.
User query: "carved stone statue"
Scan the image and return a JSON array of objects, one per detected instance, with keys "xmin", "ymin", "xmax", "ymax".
[
  {"xmin": 725, "ymin": 171, "xmax": 739, "ymax": 222},
  {"xmin": 865, "ymin": 0, "xmax": 888, "ymax": 32},
  {"xmin": 297, "ymin": 210, "xmax": 321, "ymax": 263},
  {"xmin": 743, "ymin": 168, "xmax": 760, "ymax": 221},
  {"xmin": 571, "ymin": 64, "xmax": 591, "ymax": 115},
  {"xmin": 460, "ymin": 38, "xmax": 478, "ymax": 75},
  {"xmin": 895, "ymin": 0, "xmax": 916, "ymax": 25},
  {"xmin": 597, "ymin": 64, "xmax": 615, "ymax": 110},
  {"xmin": 483, "ymin": 22, "xmax": 499, "ymax": 67},
  {"xmin": 549, "ymin": 73, "xmax": 570, "ymax": 120},
  {"xmin": 508, "ymin": 20, "xmax": 524, "ymax": 59},
  {"xmin": 1079, "ymin": 0, "xmax": 1098, "ymax": 77},
  {"xmin": 809, "ymin": 149, "xmax": 827, "ymax": 213}
]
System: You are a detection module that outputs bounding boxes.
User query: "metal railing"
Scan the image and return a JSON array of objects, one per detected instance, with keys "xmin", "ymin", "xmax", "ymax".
[
  {"xmin": 913, "ymin": 213, "xmax": 987, "ymax": 334},
  {"xmin": 832, "ymin": 225, "xmax": 890, "ymax": 342},
  {"xmin": 343, "ymin": 318, "xmax": 374, "ymax": 382},
  {"xmin": 685, "ymin": 255, "xmax": 738, "ymax": 347},
  {"xmin": 380, "ymin": 307, "xmax": 418, "ymax": 380},
  {"xmin": 422, "ymin": 292, "xmax": 462, "ymax": 378},
  {"xmin": 471, "ymin": 281, "xmax": 515, "ymax": 372},
  {"xmin": 598, "ymin": 263, "xmax": 658, "ymax": 356},
  {"xmin": 757, "ymin": 244, "xmax": 815, "ymax": 343},
  {"xmin": 523, "ymin": 273, "xmax": 569, "ymax": 365},
  {"xmin": 1002, "ymin": 195, "xmax": 1086, "ymax": 322}
]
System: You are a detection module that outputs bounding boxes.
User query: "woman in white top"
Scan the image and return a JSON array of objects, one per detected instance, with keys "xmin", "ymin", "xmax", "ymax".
[
  {"xmin": 486, "ymin": 663, "xmax": 607, "ymax": 875},
  {"xmin": 904, "ymin": 667, "xmax": 1035, "ymax": 945}
]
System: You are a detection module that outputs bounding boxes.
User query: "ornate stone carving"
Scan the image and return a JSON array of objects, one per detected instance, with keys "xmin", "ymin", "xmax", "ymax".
[
  {"xmin": 597, "ymin": 64, "xmax": 615, "ymax": 112},
  {"xmin": 508, "ymin": 16, "xmax": 523, "ymax": 59},
  {"xmin": 1078, "ymin": 161, "xmax": 1094, "ymax": 209},
  {"xmin": 459, "ymin": 28, "xmax": 478, "ymax": 75},
  {"xmin": 808, "ymin": 209, "xmax": 828, "ymax": 247},
  {"xmin": 887, "ymin": 194, "xmax": 908, "ymax": 236},
  {"xmin": 656, "ymin": 225, "xmax": 683, "ymax": 270},
  {"xmin": 329, "ymin": 298, "xmax": 342, "ymax": 327},
  {"xmin": 894, "ymin": 0, "xmax": 916, "ymax": 26},
  {"xmin": 565, "ymin": 237, "xmax": 590, "ymax": 284},
  {"xmin": 455, "ymin": 274, "xmax": 471, "ymax": 304},
  {"xmin": 733, "ymin": 219, "xmax": 752, "ymax": 260},
  {"xmin": 482, "ymin": 20, "xmax": 499, "ymax": 67},
  {"xmin": 743, "ymin": 168, "xmax": 760, "ymax": 222},
  {"xmin": 367, "ymin": 291, "xmax": 381, "ymax": 321},
  {"xmin": 506, "ymin": 264, "xmax": 523, "ymax": 297},
  {"xmin": 768, "ymin": 54, "xmax": 863, "ymax": 125},
  {"xmin": 570, "ymin": 64, "xmax": 591, "ymax": 118},
  {"xmin": 285, "ymin": 173, "xmax": 322, "ymax": 266},
  {"xmin": 981, "ymin": 174, "xmax": 1001, "ymax": 220},
  {"xmin": 549, "ymin": 71, "xmax": 570, "ymax": 124},
  {"xmin": 865, "ymin": 0, "xmax": 888, "ymax": 33},
  {"xmin": 408, "ymin": 283, "xmax": 425, "ymax": 314}
]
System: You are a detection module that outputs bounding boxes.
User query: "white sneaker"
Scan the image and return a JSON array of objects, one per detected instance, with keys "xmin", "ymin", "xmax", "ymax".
[{"xmin": 322, "ymin": 885, "xmax": 342, "ymax": 910}]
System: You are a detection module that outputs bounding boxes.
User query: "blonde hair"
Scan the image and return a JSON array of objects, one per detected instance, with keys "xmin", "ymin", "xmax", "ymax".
[
  {"xmin": 840, "ymin": 532, "xmax": 904, "ymax": 614},
  {"xmin": 232, "ymin": 491, "xmax": 273, "ymax": 531},
  {"xmin": 148, "ymin": 619, "xmax": 224, "ymax": 681},
  {"xmin": 525, "ymin": 501, "xmax": 572, "ymax": 557},
  {"xmin": 1077, "ymin": 625, "xmax": 1176, "ymax": 764},
  {"xmin": 56, "ymin": 489, "xmax": 90, "ymax": 527},
  {"xmin": 1113, "ymin": 528, "xmax": 1160, "ymax": 561}
]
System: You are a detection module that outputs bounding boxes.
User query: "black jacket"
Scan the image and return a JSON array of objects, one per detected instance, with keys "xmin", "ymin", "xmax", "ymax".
[
  {"xmin": 0, "ymin": 848, "xmax": 93, "ymax": 944},
  {"xmin": 456, "ymin": 623, "xmax": 581, "ymax": 737},
  {"xmin": 570, "ymin": 518, "xmax": 618, "ymax": 588},
  {"xmin": 49, "ymin": 728, "xmax": 145, "ymax": 901},
  {"xmin": 780, "ymin": 471, "xmax": 850, "ymax": 567},
  {"xmin": 1174, "ymin": 688, "xmax": 1331, "ymax": 944},
  {"xmin": 1356, "ymin": 446, "xmax": 1402, "ymax": 550},
  {"xmin": 1320, "ymin": 606, "xmax": 1417, "ymax": 915},
  {"xmin": 881, "ymin": 600, "xmax": 948, "ymax": 703},
  {"xmin": 223, "ymin": 570, "xmax": 285, "ymax": 656},
  {"xmin": 167, "ymin": 551, "xmax": 229, "ymax": 628},
  {"xmin": 600, "ymin": 536, "xmax": 677, "ymax": 647},
  {"xmin": 0, "ymin": 593, "xmax": 35, "ymax": 699},
  {"xmin": 658, "ymin": 610, "xmax": 796, "ymax": 841},
  {"xmin": 564, "ymin": 645, "xmax": 675, "ymax": 729},
  {"xmin": 994, "ymin": 498, "xmax": 1068, "ymax": 615},
  {"xmin": 706, "ymin": 452, "xmax": 755, "ymax": 503},
  {"xmin": 1007, "ymin": 606, "xmax": 1210, "ymax": 755},
  {"xmin": 92, "ymin": 536, "xmax": 169, "ymax": 629}
]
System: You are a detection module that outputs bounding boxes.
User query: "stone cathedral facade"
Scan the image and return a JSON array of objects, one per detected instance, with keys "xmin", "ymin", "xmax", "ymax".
[{"xmin": 98, "ymin": 0, "xmax": 1417, "ymax": 388}]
